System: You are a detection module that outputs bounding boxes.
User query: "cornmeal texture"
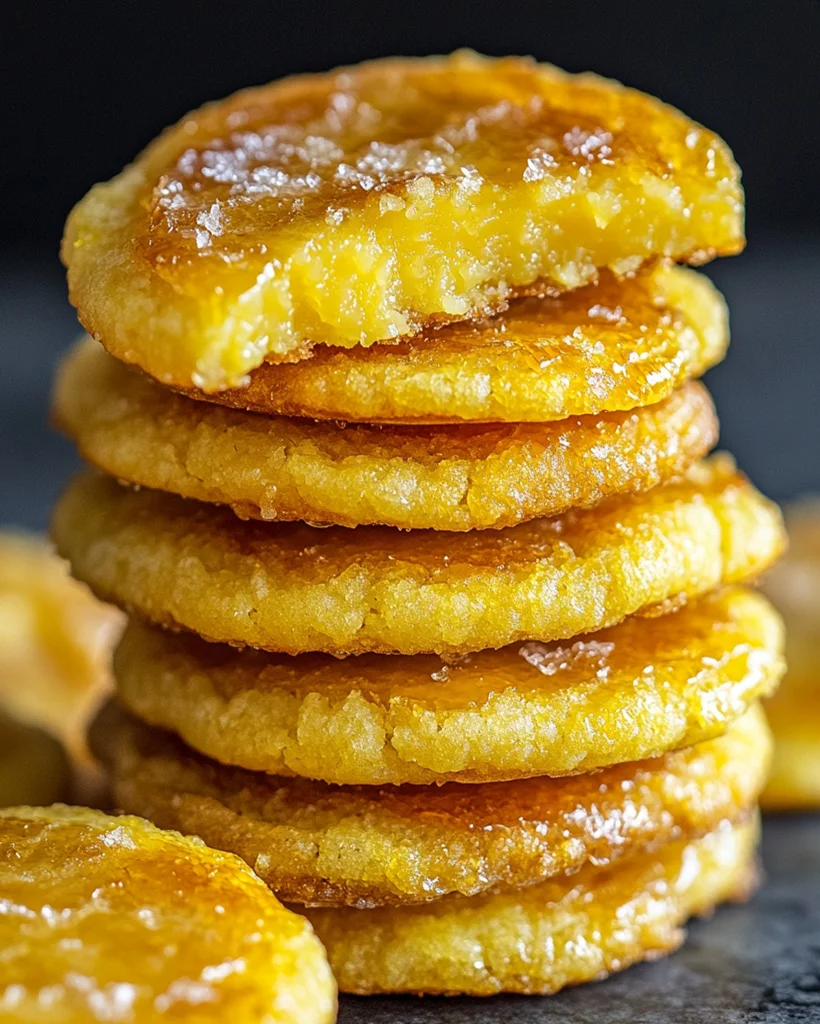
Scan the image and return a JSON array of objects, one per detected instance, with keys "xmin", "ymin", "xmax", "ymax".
[
  {"xmin": 92, "ymin": 703, "xmax": 768, "ymax": 907},
  {"xmin": 303, "ymin": 820, "xmax": 758, "ymax": 995},
  {"xmin": 52, "ymin": 458, "xmax": 785, "ymax": 656},
  {"xmin": 179, "ymin": 266, "xmax": 728, "ymax": 423},
  {"xmin": 62, "ymin": 52, "xmax": 743, "ymax": 390},
  {"xmin": 111, "ymin": 589, "xmax": 783, "ymax": 784},
  {"xmin": 56, "ymin": 340, "xmax": 717, "ymax": 531}
]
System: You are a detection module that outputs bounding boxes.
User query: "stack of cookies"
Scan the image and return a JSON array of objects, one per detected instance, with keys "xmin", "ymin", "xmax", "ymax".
[{"xmin": 53, "ymin": 53, "xmax": 786, "ymax": 996}]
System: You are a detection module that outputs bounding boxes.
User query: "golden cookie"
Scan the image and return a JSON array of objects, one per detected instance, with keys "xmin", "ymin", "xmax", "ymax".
[
  {"xmin": 56, "ymin": 339, "xmax": 718, "ymax": 531},
  {"xmin": 761, "ymin": 498, "xmax": 820, "ymax": 632},
  {"xmin": 0, "ymin": 712, "xmax": 69, "ymax": 807},
  {"xmin": 303, "ymin": 818, "xmax": 758, "ymax": 995},
  {"xmin": 111, "ymin": 589, "xmax": 782, "ymax": 784},
  {"xmin": 760, "ymin": 500, "xmax": 820, "ymax": 809},
  {"xmin": 193, "ymin": 266, "xmax": 728, "ymax": 423},
  {"xmin": 0, "ymin": 805, "xmax": 335, "ymax": 1022},
  {"xmin": 92, "ymin": 702, "xmax": 769, "ymax": 908},
  {"xmin": 53, "ymin": 457, "xmax": 785, "ymax": 656},
  {"xmin": 762, "ymin": 687, "xmax": 820, "ymax": 810},
  {"xmin": 0, "ymin": 532, "xmax": 123, "ymax": 760},
  {"xmin": 62, "ymin": 52, "xmax": 743, "ymax": 391}
]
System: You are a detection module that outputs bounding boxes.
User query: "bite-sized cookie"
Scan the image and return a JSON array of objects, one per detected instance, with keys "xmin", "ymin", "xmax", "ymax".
[
  {"xmin": 92, "ymin": 702, "xmax": 769, "ymax": 907},
  {"xmin": 110, "ymin": 589, "xmax": 782, "ymax": 784},
  {"xmin": 177, "ymin": 266, "xmax": 728, "ymax": 424},
  {"xmin": 303, "ymin": 819, "xmax": 758, "ymax": 995}
]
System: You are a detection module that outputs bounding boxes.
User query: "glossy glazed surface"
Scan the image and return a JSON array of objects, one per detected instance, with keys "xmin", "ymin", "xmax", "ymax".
[
  {"xmin": 194, "ymin": 266, "xmax": 728, "ymax": 422},
  {"xmin": 62, "ymin": 53, "xmax": 743, "ymax": 390},
  {"xmin": 111, "ymin": 589, "xmax": 783, "ymax": 784},
  {"xmin": 303, "ymin": 820, "xmax": 758, "ymax": 995},
  {"xmin": 93, "ymin": 702, "xmax": 768, "ymax": 907},
  {"xmin": 52, "ymin": 458, "xmax": 785, "ymax": 656},
  {"xmin": 0, "ymin": 805, "xmax": 335, "ymax": 1023},
  {"xmin": 56, "ymin": 340, "xmax": 717, "ymax": 531}
]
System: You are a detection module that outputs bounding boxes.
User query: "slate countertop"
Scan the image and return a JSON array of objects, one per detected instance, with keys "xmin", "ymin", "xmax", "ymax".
[{"xmin": 2, "ymin": 242, "xmax": 819, "ymax": 1022}]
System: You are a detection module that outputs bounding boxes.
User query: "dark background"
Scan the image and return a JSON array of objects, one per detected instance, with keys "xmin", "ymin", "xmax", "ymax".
[{"xmin": 2, "ymin": 0, "xmax": 819, "ymax": 528}]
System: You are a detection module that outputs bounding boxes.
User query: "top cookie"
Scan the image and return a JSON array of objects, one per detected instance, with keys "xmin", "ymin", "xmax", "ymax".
[{"xmin": 63, "ymin": 52, "xmax": 743, "ymax": 391}]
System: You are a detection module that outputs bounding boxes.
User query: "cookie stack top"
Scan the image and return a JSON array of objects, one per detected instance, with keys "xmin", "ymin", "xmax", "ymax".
[{"xmin": 62, "ymin": 51, "xmax": 743, "ymax": 393}]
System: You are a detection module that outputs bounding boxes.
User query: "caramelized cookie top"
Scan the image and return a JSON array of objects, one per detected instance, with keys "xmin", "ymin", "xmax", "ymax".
[
  {"xmin": 139, "ymin": 52, "xmax": 736, "ymax": 273},
  {"xmin": 93, "ymin": 700, "xmax": 770, "ymax": 905},
  {"xmin": 107, "ymin": 590, "xmax": 782, "ymax": 785},
  {"xmin": 183, "ymin": 266, "xmax": 729, "ymax": 423},
  {"xmin": 64, "ymin": 53, "xmax": 743, "ymax": 390},
  {"xmin": 0, "ymin": 805, "xmax": 335, "ymax": 1023},
  {"xmin": 52, "ymin": 458, "xmax": 785, "ymax": 656}
]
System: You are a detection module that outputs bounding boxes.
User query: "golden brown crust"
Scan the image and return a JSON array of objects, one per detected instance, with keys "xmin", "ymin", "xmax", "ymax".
[
  {"xmin": 110, "ymin": 588, "xmax": 783, "ymax": 784},
  {"xmin": 185, "ymin": 266, "xmax": 729, "ymax": 423},
  {"xmin": 62, "ymin": 52, "xmax": 742, "ymax": 390},
  {"xmin": 301, "ymin": 820, "xmax": 759, "ymax": 995},
  {"xmin": 0, "ymin": 805, "xmax": 336, "ymax": 1022},
  {"xmin": 92, "ymin": 701, "xmax": 769, "ymax": 908},
  {"xmin": 52, "ymin": 457, "xmax": 785, "ymax": 656},
  {"xmin": 55, "ymin": 339, "xmax": 718, "ymax": 531}
]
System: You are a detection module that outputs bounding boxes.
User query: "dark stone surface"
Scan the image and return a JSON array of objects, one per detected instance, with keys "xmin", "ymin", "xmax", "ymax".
[{"xmin": 2, "ymin": 243, "xmax": 819, "ymax": 1021}]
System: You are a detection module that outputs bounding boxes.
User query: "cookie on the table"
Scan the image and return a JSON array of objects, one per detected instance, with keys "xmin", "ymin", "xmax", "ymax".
[
  {"xmin": 0, "ymin": 805, "xmax": 335, "ymax": 1023},
  {"xmin": 303, "ymin": 819, "xmax": 759, "ymax": 995}
]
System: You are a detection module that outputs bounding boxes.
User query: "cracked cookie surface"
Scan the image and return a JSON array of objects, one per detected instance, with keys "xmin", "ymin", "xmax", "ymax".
[
  {"xmin": 53, "ymin": 457, "xmax": 784, "ymax": 656},
  {"xmin": 92, "ymin": 702, "xmax": 770, "ymax": 906},
  {"xmin": 0, "ymin": 805, "xmax": 335, "ymax": 1022},
  {"xmin": 56, "ymin": 339, "xmax": 718, "ymax": 531},
  {"xmin": 62, "ymin": 52, "xmax": 742, "ymax": 390}
]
